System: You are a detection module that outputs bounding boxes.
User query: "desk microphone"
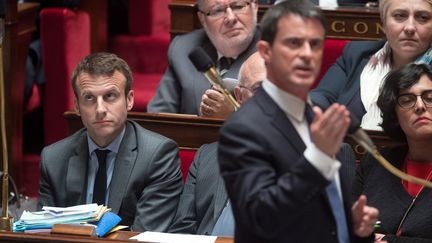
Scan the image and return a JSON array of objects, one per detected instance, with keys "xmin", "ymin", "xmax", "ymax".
[{"xmin": 188, "ymin": 47, "xmax": 240, "ymax": 109}]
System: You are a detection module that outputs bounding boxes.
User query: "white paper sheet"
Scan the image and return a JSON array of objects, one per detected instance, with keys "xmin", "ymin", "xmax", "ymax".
[{"xmin": 130, "ymin": 231, "xmax": 217, "ymax": 243}]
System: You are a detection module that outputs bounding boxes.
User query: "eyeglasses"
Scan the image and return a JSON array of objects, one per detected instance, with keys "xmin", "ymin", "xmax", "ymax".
[
  {"xmin": 199, "ymin": 1, "xmax": 254, "ymax": 19},
  {"xmin": 397, "ymin": 90, "xmax": 432, "ymax": 109}
]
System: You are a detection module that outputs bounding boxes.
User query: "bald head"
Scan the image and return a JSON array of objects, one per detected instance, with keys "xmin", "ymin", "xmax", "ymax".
[{"xmin": 235, "ymin": 52, "xmax": 266, "ymax": 104}]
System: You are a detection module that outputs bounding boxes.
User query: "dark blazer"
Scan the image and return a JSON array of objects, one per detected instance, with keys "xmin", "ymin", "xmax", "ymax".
[
  {"xmin": 39, "ymin": 121, "xmax": 183, "ymax": 232},
  {"xmin": 353, "ymin": 146, "xmax": 432, "ymax": 239},
  {"xmin": 310, "ymin": 40, "xmax": 385, "ymax": 119},
  {"xmin": 169, "ymin": 142, "xmax": 228, "ymax": 235},
  {"xmin": 218, "ymin": 87, "xmax": 372, "ymax": 243},
  {"xmin": 147, "ymin": 28, "xmax": 260, "ymax": 115}
]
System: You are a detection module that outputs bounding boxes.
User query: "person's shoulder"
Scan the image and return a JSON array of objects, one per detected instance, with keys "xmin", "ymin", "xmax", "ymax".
[
  {"xmin": 170, "ymin": 29, "xmax": 208, "ymax": 49},
  {"xmin": 128, "ymin": 120, "xmax": 177, "ymax": 146},
  {"xmin": 343, "ymin": 40, "xmax": 386, "ymax": 57}
]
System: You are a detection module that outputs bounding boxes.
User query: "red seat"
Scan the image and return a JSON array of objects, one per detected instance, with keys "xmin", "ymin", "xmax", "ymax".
[
  {"xmin": 108, "ymin": 0, "xmax": 170, "ymax": 111},
  {"xmin": 313, "ymin": 39, "xmax": 350, "ymax": 89},
  {"xmin": 179, "ymin": 149, "xmax": 196, "ymax": 182},
  {"xmin": 40, "ymin": 8, "xmax": 91, "ymax": 145}
]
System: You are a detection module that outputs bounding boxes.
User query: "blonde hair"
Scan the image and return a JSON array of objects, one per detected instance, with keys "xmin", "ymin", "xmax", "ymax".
[{"xmin": 380, "ymin": 0, "xmax": 432, "ymax": 24}]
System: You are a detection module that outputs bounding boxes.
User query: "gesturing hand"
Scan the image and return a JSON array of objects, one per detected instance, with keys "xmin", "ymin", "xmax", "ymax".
[
  {"xmin": 352, "ymin": 195, "xmax": 379, "ymax": 237},
  {"xmin": 310, "ymin": 103, "xmax": 350, "ymax": 157}
]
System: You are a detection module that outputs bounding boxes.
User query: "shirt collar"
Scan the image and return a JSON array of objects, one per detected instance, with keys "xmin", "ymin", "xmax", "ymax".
[
  {"xmin": 88, "ymin": 125, "xmax": 126, "ymax": 155},
  {"xmin": 217, "ymin": 52, "xmax": 238, "ymax": 61},
  {"xmin": 262, "ymin": 79, "xmax": 307, "ymax": 123}
]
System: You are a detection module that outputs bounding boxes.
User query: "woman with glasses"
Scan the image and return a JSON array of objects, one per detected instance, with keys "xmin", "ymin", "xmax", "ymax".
[
  {"xmin": 353, "ymin": 63, "xmax": 432, "ymax": 241},
  {"xmin": 310, "ymin": 0, "xmax": 432, "ymax": 131}
]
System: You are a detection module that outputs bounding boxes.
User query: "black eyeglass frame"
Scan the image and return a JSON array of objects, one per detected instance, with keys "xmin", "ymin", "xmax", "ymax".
[{"xmin": 198, "ymin": 0, "xmax": 255, "ymax": 18}]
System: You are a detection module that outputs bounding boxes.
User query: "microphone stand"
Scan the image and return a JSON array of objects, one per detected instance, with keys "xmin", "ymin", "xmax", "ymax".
[
  {"xmin": 0, "ymin": 18, "xmax": 13, "ymax": 231},
  {"xmin": 204, "ymin": 67, "xmax": 240, "ymax": 110}
]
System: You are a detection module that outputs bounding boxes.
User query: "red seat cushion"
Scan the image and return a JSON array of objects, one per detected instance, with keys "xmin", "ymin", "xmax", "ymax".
[
  {"xmin": 179, "ymin": 149, "xmax": 196, "ymax": 182},
  {"xmin": 313, "ymin": 39, "xmax": 350, "ymax": 89},
  {"xmin": 131, "ymin": 73, "xmax": 162, "ymax": 112}
]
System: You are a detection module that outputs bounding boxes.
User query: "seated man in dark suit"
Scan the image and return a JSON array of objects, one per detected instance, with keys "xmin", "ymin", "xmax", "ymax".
[
  {"xmin": 218, "ymin": 1, "xmax": 379, "ymax": 242},
  {"xmin": 168, "ymin": 52, "xmax": 265, "ymax": 236},
  {"xmin": 39, "ymin": 52, "xmax": 183, "ymax": 232},
  {"xmin": 147, "ymin": 0, "xmax": 260, "ymax": 115}
]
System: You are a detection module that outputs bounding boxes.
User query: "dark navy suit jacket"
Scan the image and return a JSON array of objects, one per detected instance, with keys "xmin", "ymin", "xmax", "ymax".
[
  {"xmin": 218, "ymin": 87, "xmax": 373, "ymax": 243},
  {"xmin": 310, "ymin": 40, "xmax": 385, "ymax": 120}
]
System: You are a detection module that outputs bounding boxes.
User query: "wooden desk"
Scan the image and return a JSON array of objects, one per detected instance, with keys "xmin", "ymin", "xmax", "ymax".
[
  {"xmin": 2, "ymin": 1, "xmax": 39, "ymax": 190},
  {"xmin": 0, "ymin": 231, "xmax": 233, "ymax": 243},
  {"xmin": 64, "ymin": 111, "xmax": 224, "ymax": 150},
  {"xmin": 169, "ymin": 1, "xmax": 384, "ymax": 40},
  {"xmin": 64, "ymin": 111, "xmax": 401, "ymax": 160}
]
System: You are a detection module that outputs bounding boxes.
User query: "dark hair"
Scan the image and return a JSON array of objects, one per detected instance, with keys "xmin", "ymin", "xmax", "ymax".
[
  {"xmin": 260, "ymin": 0, "xmax": 325, "ymax": 45},
  {"xmin": 377, "ymin": 63, "xmax": 432, "ymax": 142},
  {"xmin": 71, "ymin": 52, "xmax": 133, "ymax": 99}
]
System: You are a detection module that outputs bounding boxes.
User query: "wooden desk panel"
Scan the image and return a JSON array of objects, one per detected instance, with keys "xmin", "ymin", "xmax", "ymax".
[
  {"xmin": 169, "ymin": 1, "xmax": 384, "ymax": 40},
  {"xmin": 0, "ymin": 231, "xmax": 233, "ymax": 243},
  {"xmin": 64, "ymin": 111, "xmax": 401, "ymax": 160},
  {"xmin": 64, "ymin": 111, "xmax": 224, "ymax": 150}
]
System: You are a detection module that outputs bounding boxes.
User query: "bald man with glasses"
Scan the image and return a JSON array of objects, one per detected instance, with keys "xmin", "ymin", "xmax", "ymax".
[
  {"xmin": 147, "ymin": 0, "xmax": 260, "ymax": 115},
  {"xmin": 168, "ymin": 52, "xmax": 265, "ymax": 236}
]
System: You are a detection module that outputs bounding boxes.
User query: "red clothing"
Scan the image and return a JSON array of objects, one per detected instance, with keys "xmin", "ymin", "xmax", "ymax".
[{"xmin": 402, "ymin": 159, "xmax": 432, "ymax": 197}]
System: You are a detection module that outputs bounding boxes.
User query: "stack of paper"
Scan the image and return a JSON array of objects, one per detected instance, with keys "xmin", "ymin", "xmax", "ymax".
[{"xmin": 13, "ymin": 204, "xmax": 111, "ymax": 232}]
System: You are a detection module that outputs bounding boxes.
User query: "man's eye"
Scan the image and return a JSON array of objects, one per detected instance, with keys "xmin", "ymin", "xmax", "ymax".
[
  {"xmin": 209, "ymin": 6, "xmax": 225, "ymax": 16},
  {"xmin": 310, "ymin": 39, "xmax": 324, "ymax": 50},
  {"xmin": 286, "ymin": 38, "xmax": 303, "ymax": 48},
  {"xmin": 105, "ymin": 93, "xmax": 117, "ymax": 100},
  {"xmin": 84, "ymin": 95, "xmax": 94, "ymax": 101}
]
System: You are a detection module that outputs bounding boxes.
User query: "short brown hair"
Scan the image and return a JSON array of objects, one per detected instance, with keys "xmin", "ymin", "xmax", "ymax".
[{"xmin": 71, "ymin": 52, "xmax": 133, "ymax": 99}]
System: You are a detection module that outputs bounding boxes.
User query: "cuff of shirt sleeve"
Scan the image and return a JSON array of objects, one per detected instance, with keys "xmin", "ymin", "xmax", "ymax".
[{"xmin": 304, "ymin": 143, "xmax": 341, "ymax": 181}]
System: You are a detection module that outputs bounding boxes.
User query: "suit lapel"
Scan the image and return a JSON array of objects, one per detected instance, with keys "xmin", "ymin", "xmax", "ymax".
[
  {"xmin": 66, "ymin": 135, "xmax": 89, "ymax": 205},
  {"xmin": 213, "ymin": 175, "xmax": 229, "ymax": 220},
  {"xmin": 108, "ymin": 122, "xmax": 137, "ymax": 213},
  {"xmin": 255, "ymin": 88, "xmax": 306, "ymax": 155}
]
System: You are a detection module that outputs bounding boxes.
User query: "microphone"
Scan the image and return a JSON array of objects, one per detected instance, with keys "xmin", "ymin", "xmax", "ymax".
[{"xmin": 188, "ymin": 47, "xmax": 240, "ymax": 109}]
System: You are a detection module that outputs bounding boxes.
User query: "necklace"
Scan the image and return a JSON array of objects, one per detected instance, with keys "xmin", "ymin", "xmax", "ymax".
[{"xmin": 396, "ymin": 167, "xmax": 432, "ymax": 236}]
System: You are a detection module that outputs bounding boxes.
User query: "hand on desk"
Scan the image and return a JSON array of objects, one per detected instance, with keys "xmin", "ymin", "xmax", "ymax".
[
  {"xmin": 200, "ymin": 86, "xmax": 234, "ymax": 118},
  {"xmin": 351, "ymin": 195, "xmax": 380, "ymax": 238}
]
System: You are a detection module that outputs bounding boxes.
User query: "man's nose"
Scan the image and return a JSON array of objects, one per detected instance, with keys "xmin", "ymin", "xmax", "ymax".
[{"xmin": 224, "ymin": 7, "xmax": 237, "ymax": 26}]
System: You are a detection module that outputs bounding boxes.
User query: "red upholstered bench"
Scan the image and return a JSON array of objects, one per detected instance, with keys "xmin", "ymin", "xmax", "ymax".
[
  {"xmin": 41, "ymin": 8, "xmax": 91, "ymax": 145},
  {"xmin": 108, "ymin": 0, "xmax": 171, "ymax": 111}
]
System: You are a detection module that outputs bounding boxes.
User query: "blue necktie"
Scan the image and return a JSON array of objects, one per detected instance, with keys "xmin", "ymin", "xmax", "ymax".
[{"xmin": 305, "ymin": 104, "xmax": 350, "ymax": 243}]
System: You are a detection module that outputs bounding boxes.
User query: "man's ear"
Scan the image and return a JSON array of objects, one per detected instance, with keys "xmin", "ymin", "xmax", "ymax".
[
  {"xmin": 198, "ymin": 12, "xmax": 207, "ymax": 29},
  {"xmin": 73, "ymin": 97, "xmax": 80, "ymax": 115},
  {"xmin": 126, "ymin": 90, "xmax": 134, "ymax": 111},
  {"xmin": 234, "ymin": 85, "xmax": 242, "ymax": 104},
  {"xmin": 256, "ymin": 40, "xmax": 271, "ymax": 64}
]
